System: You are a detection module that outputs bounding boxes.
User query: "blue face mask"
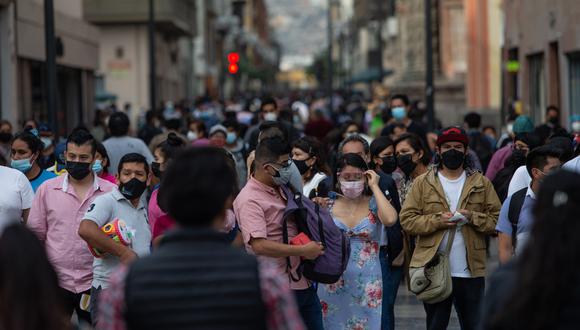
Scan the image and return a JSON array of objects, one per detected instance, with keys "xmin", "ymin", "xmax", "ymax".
[
  {"xmin": 392, "ymin": 107, "xmax": 407, "ymax": 120},
  {"xmin": 11, "ymin": 158, "xmax": 33, "ymax": 173},
  {"xmin": 92, "ymin": 159, "xmax": 103, "ymax": 174},
  {"xmin": 226, "ymin": 132, "xmax": 237, "ymax": 145}
]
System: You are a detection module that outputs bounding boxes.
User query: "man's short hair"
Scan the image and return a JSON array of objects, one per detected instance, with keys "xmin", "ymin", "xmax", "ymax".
[
  {"xmin": 391, "ymin": 94, "xmax": 410, "ymax": 106},
  {"xmin": 526, "ymin": 145, "xmax": 561, "ymax": 176},
  {"xmin": 255, "ymin": 137, "xmax": 290, "ymax": 167},
  {"xmin": 66, "ymin": 129, "xmax": 97, "ymax": 155},
  {"xmin": 108, "ymin": 112, "xmax": 130, "ymax": 137},
  {"xmin": 118, "ymin": 153, "xmax": 150, "ymax": 175},
  {"xmin": 464, "ymin": 112, "xmax": 482, "ymax": 129}
]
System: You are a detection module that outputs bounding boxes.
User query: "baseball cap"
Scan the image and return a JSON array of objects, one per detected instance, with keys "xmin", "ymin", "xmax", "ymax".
[{"xmin": 436, "ymin": 126, "xmax": 469, "ymax": 146}]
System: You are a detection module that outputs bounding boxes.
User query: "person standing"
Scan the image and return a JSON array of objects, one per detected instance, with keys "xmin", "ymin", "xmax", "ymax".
[
  {"xmin": 234, "ymin": 137, "xmax": 325, "ymax": 330},
  {"xmin": 496, "ymin": 146, "xmax": 561, "ymax": 264},
  {"xmin": 393, "ymin": 133, "xmax": 431, "ymax": 206},
  {"xmin": 291, "ymin": 136, "xmax": 332, "ymax": 199},
  {"xmin": 381, "ymin": 94, "xmax": 427, "ymax": 144},
  {"xmin": 93, "ymin": 142, "xmax": 117, "ymax": 184},
  {"xmin": 78, "ymin": 153, "xmax": 152, "ymax": 326},
  {"xmin": 10, "ymin": 130, "xmax": 57, "ymax": 192},
  {"xmin": 318, "ymin": 154, "xmax": 398, "ymax": 330},
  {"xmin": 463, "ymin": 112, "xmax": 494, "ymax": 172},
  {"xmin": 223, "ymin": 119, "xmax": 248, "ymax": 188},
  {"xmin": 400, "ymin": 127, "xmax": 501, "ymax": 330},
  {"xmin": 27, "ymin": 130, "xmax": 116, "ymax": 324},
  {"xmin": 103, "ymin": 112, "xmax": 154, "ymax": 175}
]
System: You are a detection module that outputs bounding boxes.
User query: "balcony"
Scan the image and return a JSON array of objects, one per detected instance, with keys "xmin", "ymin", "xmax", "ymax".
[{"xmin": 83, "ymin": 0, "xmax": 195, "ymax": 36}]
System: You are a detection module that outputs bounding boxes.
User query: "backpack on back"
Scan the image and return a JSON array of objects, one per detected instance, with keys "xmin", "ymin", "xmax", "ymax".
[
  {"xmin": 281, "ymin": 186, "xmax": 350, "ymax": 284},
  {"xmin": 508, "ymin": 188, "xmax": 527, "ymax": 248}
]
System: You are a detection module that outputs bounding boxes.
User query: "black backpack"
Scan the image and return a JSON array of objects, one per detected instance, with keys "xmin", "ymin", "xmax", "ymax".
[{"xmin": 507, "ymin": 188, "xmax": 527, "ymax": 248}]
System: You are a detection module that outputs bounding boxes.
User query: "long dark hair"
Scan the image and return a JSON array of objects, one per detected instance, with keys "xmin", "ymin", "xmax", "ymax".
[
  {"xmin": 0, "ymin": 225, "xmax": 69, "ymax": 330},
  {"xmin": 333, "ymin": 153, "xmax": 371, "ymax": 196},
  {"xmin": 394, "ymin": 133, "xmax": 431, "ymax": 166},
  {"xmin": 156, "ymin": 132, "xmax": 186, "ymax": 162},
  {"xmin": 489, "ymin": 170, "xmax": 580, "ymax": 330},
  {"xmin": 369, "ymin": 136, "xmax": 394, "ymax": 169},
  {"xmin": 293, "ymin": 136, "xmax": 332, "ymax": 180},
  {"xmin": 11, "ymin": 130, "xmax": 44, "ymax": 163}
]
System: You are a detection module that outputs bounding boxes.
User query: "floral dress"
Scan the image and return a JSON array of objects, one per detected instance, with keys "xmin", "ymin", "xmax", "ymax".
[{"xmin": 319, "ymin": 198, "xmax": 382, "ymax": 330}]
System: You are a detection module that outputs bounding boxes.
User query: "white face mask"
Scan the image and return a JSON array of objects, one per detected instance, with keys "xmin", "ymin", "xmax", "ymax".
[
  {"xmin": 572, "ymin": 121, "xmax": 580, "ymax": 133},
  {"xmin": 506, "ymin": 123, "xmax": 514, "ymax": 135},
  {"xmin": 187, "ymin": 131, "xmax": 198, "ymax": 141},
  {"xmin": 264, "ymin": 113, "xmax": 278, "ymax": 122}
]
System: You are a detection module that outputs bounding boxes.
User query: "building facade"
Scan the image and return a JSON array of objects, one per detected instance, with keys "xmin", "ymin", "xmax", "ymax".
[{"xmin": 503, "ymin": 0, "xmax": 580, "ymax": 127}]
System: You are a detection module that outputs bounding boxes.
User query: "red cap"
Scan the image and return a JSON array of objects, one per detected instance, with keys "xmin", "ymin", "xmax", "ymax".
[{"xmin": 436, "ymin": 126, "xmax": 469, "ymax": 146}]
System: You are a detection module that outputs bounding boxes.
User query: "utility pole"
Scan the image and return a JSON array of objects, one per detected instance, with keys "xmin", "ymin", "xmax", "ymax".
[
  {"xmin": 44, "ymin": 0, "xmax": 58, "ymax": 137},
  {"xmin": 377, "ymin": 0, "xmax": 384, "ymax": 84},
  {"xmin": 327, "ymin": 0, "xmax": 334, "ymax": 106},
  {"xmin": 149, "ymin": 0, "xmax": 157, "ymax": 112},
  {"xmin": 425, "ymin": 0, "xmax": 435, "ymax": 131}
]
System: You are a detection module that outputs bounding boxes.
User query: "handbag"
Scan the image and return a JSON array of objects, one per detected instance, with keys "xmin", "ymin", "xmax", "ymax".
[{"xmin": 409, "ymin": 229, "xmax": 455, "ymax": 304}]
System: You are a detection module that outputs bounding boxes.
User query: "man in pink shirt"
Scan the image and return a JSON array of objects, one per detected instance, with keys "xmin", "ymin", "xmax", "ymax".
[
  {"xmin": 234, "ymin": 137, "xmax": 325, "ymax": 330},
  {"xmin": 27, "ymin": 130, "xmax": 115, "ymax": 324}
]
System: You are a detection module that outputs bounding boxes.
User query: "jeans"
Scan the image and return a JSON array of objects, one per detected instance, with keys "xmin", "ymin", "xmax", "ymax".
[
  {"xmin": 423, "ymin": 277, "xmax": 485, "ymax": 330},
  {"xmin": 90, "ymin": 286, "xmax": 102, "ymax": 327},
  {"xmin": 61, "ymin": 288, "xmax": 92, "ymax": 325},
  {"xmin": 294, "ymin": 286, "xmax": 324, "ymax": 330},
  {"xmin": 380, "ymin": 247, "xmax": 403, "ymax": 330}
]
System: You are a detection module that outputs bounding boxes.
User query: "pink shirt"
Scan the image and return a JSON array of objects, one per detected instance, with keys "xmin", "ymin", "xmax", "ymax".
[
  {"xmin": 233, "ymin": 177, "xmax": 309, "ymax": 290},
  {"xmin": 149, "ymin": 189, "xmax": 175, "ymax": 239},
  {"xmin": 485, "ymin": 143, "xmax": 513, "ymax": 181},
  {"xmin": 99, "ymin": 172, "xmax": 117, "ymax": 184},
  {"xmin": 27, "ymin": 174, "xmax": 116, "ymax": 293}
]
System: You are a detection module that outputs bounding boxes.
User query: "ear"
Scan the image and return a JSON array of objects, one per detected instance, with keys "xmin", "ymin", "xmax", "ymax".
[
  {"xmin": 374, "ymin": 156, "xmax": 382, "ymax": 165},
  {"xmin": 415, "ymin": 150, "xmax": 424, "ymax": 162}
]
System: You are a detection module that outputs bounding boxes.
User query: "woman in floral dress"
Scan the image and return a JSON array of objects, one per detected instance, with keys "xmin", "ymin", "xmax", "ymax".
[{"xmin": 319, "ymin": 154, "xmax": 398, "ymax": 330}]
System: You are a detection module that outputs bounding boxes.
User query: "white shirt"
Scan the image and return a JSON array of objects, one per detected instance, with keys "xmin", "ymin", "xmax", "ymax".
[
  {"xmin": 0, "ymin": 166, "xmax": 34, "ymax": 232},
  {"xmin": 437, "ymin": 171, "xmax": 471, "ymax": 278},
  {"xmin": 507, "ymin": 165, "xmax": 531, "ymax": 198},
  {"xmin": 302, "ymin": 172, "xmax": 327, "ymax": 198},
  {"xmin": 563, "ymin": 156, "xmax": 580, "ymax": 174}
]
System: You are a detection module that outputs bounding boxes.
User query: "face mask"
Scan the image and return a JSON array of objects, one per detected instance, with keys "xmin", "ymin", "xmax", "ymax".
[
  {"xmin": 391, "ymin": 107, "xmax": 406, "ymax": 121},
  {"xmin": 548, "ymin": 117, "xmax": 559, "ymax": 125},
  {"xmin": 572, "ymin": 121, "xmax": 580, "ymax": 133},
  {"xmin": 397, "ymin": 154, "xmax": 418, "ymax": 176},
  {"xmin": 66, "ymin": 161, "xmax": 92, "ymax": 180},
  {"xmin": 0, "ymin": 132, "xmax": 12, "ymax": 143},
  {"xmin": 269, "ymin": 163, "xmax": 292, "ymax": 186},
  {"xmin": 226, "ymin": 132, "xmax": 237, "ymax": 145},
  {"xmin": 41, "ymin": 137, "xmax": 53, "ymax": 149},
  {"xmin": 264, "ymin": 112, "xmax": 278, "ymax": 122},
  {"xmin": 119, "ymin": 177, "xmax": 148, "ymax": 200},
  {"xmin": 340, "ymin": 180, "xmax": 365, "ymax": 199},
  {"xmin": 187, "ymin": 131, "xmax": 198, "ymax": 141},
  {"xmin": 511, "ymin": 149, "xmax": 527, "ymax": 166},
  {"xmin": 380, "ymin": 155, "xmax": 397, "ymax": 174},
  {"xmin": 11, "ymin": 158, "xmax": 33, "ymax": 173},
  {"xmin": 506, "ymin": 123, "xmax": 514, "ymax": 135},
  {"xmin": 92, "ymin": 159, "xmax": 103, "ymax": 174},
  {"xmin": 199, "ymin": 111, "xmax": 212, "ymax": 120},
  {"xmin": 440, "ymin": 149, "xmax": 465, "ymax": 170},
  {"xmin": 151, "ymin": 162, "xmax": 162, "ymax": 178},
  {"xmin": 293, "ymin": 158, "xmax": 311, "ymax": 175}
]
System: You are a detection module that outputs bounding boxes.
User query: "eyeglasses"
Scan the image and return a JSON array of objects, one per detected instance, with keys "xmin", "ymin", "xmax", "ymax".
[{"xmin": 338, "ymin": 172, "xmax": 364, "ymax": 181}]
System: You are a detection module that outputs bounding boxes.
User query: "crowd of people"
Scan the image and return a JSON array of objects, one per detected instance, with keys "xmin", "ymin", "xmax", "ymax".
[{"xmin": 0, "ymin": 93, "xmax": 579, "ymax": 330}]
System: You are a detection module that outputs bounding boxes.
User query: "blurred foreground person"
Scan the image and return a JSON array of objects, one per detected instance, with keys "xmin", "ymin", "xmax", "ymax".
[
  {"xmin": 0, "ymin": 224, "xmax": 71, "ymax": 330},
  {"xmin": 98, "ymin": 147, "xmax": 304, "ymax": 330},
  {"xmin": 483, "ymin": 170, "xmax": 580, "ymax": 330}
]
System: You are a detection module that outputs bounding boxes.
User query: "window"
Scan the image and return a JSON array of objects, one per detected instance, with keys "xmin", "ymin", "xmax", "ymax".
[
  {"xmin": 569, "ymin": 52, "xmax": 580, "ymax": 116},
  {"xmin": 528, "ymin": 54, "xmax": 546, "ymax": 124}
]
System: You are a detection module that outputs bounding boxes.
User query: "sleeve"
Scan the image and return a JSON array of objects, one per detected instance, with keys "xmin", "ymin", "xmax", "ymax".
[
  {"xmin": 26, "ymin": 185, "xmax": 48, "ymax": 242},
  {"xmin": 495, "ymin": 197, "xmax": 513, "ymax": 235},
  {"xmin": 258, "ymin": 260, "xmax": 306, "ymax": 330},
  {"xmin": 97, "ymin": 265, "xmax": 128, "ymax": 330},
  {"xmin": 83, "ymin": 195, "xmax": 113, "ymax": 227},
  {"xmin": 468, "ymin": 178, "xmax": 502, "ymax": 234},
  {"xmin": 507, "ymin": 166, "xmax": 531, "ymax": 198},
  {"xmin": 17, "ymin": 173, "xmax": 34, "ymax": 210},
  {"xmin": 234, "ymin": 199, "xmax": 268, "ymax": 245},
  {"xmin": 399, "ymin": 180, "xmax": 444, "ymax": 236}
]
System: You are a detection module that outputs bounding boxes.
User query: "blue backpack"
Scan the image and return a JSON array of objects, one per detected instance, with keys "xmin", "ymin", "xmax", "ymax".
[{"xmin": 281, "ymin": 186, "xmax": 350, "ymax": 284}]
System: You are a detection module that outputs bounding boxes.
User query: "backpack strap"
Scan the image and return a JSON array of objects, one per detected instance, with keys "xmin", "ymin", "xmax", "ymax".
[
  {"xmin": 508, "ymin": 188, "xmax": 528, "ymax": 248},
  {"xmin": 282, "ymin": 213, "xmax": 303, "ymax": 283}
]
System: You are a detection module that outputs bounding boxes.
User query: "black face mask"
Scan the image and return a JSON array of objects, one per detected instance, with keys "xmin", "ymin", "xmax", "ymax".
[
  {"xmin": 0, "ymin": 132, "xmax": 12, "ymax": 143},
  {"xmin": 380, "ymin": 155, "xmax": 397, "ymax": 174},
  {"xmin": 119, "ymin": 177, "xmax": 148, "ymax": 200},
  {"xmin": 293, "ymin": 158, "xmax": 311, "ymax": 175},
  {"xmin": 397, "ymin": 154, "xmax": 418, "ymax": 176},
  {"xmin": 549, "ymin": 116, "xmax": 559, "ymax": 125},
  {"xmin": 151, "ymin": 162, "xmax": 162, "ymax": 178},
  {"xmin": 511, "ymin": 149, "xmax": 527, "ymax": 166},
  {"xmin": 441, "ymin": 149, "xmax": 465, "ymax": 170},
  {"xmin": 66, "ymin": 161, "xmax": 92, "ymax": 180}
]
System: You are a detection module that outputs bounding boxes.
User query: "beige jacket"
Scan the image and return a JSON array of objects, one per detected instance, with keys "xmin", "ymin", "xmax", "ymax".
[{"xmin": 400, "ymin": 168, "xmax": 501, "ymax": 278}]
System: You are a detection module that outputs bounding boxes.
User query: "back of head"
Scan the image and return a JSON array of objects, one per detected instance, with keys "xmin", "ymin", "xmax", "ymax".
[
  {"xmin": 0, "ymin": 224, "xmax": 66, "ymax": 330},
  {"xmin": 156, "ymin": 132, "xmax": 186, "ymax": 162},
  {"xmin": 158, "ymin": 147, "xmax": 236, "ymax": 226},
  {"xmin": 258, "ymin": 121, "xmax": 288, "ymax": 142},
  {"xmin": 548, "ymin": 131, "xmax": 574, "ymax": 162},
  {"xmin": 464, "ymin": 112, "xmax": 482, "ymax": 129},
  {"xmin": 255, "ymin": 137, "xmax": 291, "ymax": 167},
  {"xmin": 108, "ymin": 112, "xmax": 130, "ymax": 137},
  {"xmin": 165, "ymin": 118, "xmax": 182, "ymax": 131}
]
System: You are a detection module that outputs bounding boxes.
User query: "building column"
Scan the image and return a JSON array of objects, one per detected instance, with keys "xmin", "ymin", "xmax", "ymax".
[{"xmin": 0, "ymin": 3, "xmax": 18, "ymax": 124}]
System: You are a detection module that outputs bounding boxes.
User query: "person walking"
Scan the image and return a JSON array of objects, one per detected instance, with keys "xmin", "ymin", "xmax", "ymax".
[
  {"xmin": 400, "ymin": 127, "xmax": 501, "ymax": 330},
  {"xmin": 234, "ymin": 137, "xmax": 325, "ymax": 330},
  {"xmin": 9, "ymin": 130, "xmax": 57, "ymax": 192},
  {"xmin": 393, "ymin": 133, "xmax": 431, "ymax": 206},
  {"xmin": 291, "ymin": 136, "xmax": 332, "ymax": 199},
  {"xmin": 318, "ymin": 154, "xmax": 398, "ymax": 330},
  {"xmin": 27, "ymin": 129, "xmax": 116, "ymax": 324}
]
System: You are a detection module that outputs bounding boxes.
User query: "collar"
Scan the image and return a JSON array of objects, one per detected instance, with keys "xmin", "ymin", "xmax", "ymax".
[
  {"xmin": 526, "ymin": 185, "xmax": 536, "ymax": 199},
  {"xmin": 59, "ymin": 173, "xmax": 100, "ymax": 193},
  {"xmin": 111, "ymin": 187, "xmax": 147, "ymax": 210}
]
